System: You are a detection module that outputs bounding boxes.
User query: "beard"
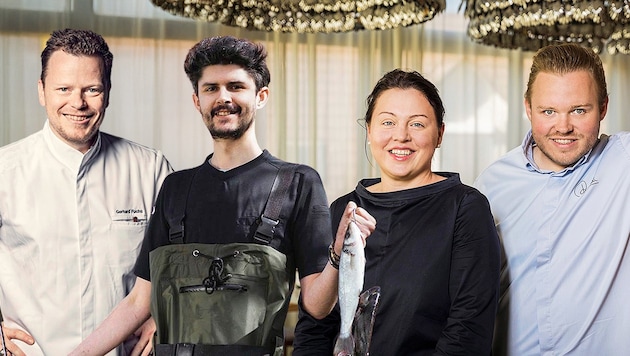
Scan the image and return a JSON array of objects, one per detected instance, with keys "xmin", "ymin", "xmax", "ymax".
[
  {"xmin": 533, "ymin": 132, "xmax": 598, "ymax": 169},
  {"xmin": 205, "ymin": 103, "xmax": 254, "ymax": 140}
]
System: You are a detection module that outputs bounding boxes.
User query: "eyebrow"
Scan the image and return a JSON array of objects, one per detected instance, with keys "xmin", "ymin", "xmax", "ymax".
[
  {"xmin": 200, "ymin": 80, "xmax": 247, "ymax": 87},
  {"xmin": 378, "ymin": 111, "xmax": 429, "ymax": 119},
  {"xmin": 571, "ymin": 103, "xmax": 594, "ymax": 109},
  {"xmin": 536, "ymin": 103, "xmax": 594, "ymax": 110}
]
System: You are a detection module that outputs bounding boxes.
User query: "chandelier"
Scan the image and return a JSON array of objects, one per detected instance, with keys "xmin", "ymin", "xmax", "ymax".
[
  {"xmin": 149, "ymin": 0, "xmax": 446, "ymax": 33},
  {"xmin": 462, "ymin": 0, "xmax": 630, "ymax": 54}
]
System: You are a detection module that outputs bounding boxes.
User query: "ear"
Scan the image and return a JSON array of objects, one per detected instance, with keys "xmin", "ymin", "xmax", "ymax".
[
  {"xmin": 599, "ymin": 96, "xmax": 609, "ymax": 122},
  {"xmin": 104, "ymin": 87, "xmax": 110, "ymax": 109},
  {"xmin": 192, "ymin": 92, "xmax": 201, "ymax": 112},
  {"xmin": 366, "ymin": 120, "xmax": 373, "ymax": 142},
  {"xmin": 524, "ymin": 98, "xmax": 533, "ymax": 122},
  {"xmin": 437, "ymin": 123, "xmax": 445, "ymax": 147},
  {"xmin": 37, "ymin": 79, "xmax": 46, "ymax": 107},
  {"xmin": 256, "ymin": 87, "xmax": 269, "ymax": 109}
]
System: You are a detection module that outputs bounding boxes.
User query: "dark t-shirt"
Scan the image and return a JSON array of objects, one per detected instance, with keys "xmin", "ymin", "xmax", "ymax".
[
  {"xmin": 293, "ymin": 173, "xmax": 501, "ymax": 355},
  {"xmin": 134, "ymin": 150, "xmax": 331, "ymax": 284}
]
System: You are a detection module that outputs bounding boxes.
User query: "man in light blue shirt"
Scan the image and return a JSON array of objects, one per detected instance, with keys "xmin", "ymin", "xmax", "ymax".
[{"xmin": 475, "ymin": 43, "xmax": 630, "ymax": 355}]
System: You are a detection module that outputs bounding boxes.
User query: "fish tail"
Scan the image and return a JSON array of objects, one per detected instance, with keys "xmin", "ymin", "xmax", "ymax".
[{"xmin": 333, "ymin": 334, "xmax": 355, "ymax": 356}]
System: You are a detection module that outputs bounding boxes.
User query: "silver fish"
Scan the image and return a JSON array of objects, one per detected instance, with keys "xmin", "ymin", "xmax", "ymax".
[{"xmin": 334, "ymin": 217, "xmax": 365, "ymax": 356}]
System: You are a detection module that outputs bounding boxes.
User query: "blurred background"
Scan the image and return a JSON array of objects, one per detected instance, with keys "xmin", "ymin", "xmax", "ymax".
[
  {"xmin": 3, "ymin": 1, "xmax": 630, "ymax": 354},
  {"xmin": 1, "ymin": 0, "xmax": 629, "ymax": 203}
]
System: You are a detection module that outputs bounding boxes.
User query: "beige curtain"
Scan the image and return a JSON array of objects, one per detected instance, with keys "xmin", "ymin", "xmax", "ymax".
[{"xmin": 2, "ymin": 0, "xmax": 629, "ymax": 202}]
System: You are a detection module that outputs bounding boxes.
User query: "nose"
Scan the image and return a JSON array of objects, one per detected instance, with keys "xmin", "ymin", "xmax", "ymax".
[
  {"xmin": 555, "ymin": 114, "xmax": 574, "ymax": 134},
  {"xmin": 70, "ymin": 90, "xmax": 87, "ymax": 109},
  {"xmin": 216, "ymin": 86, "xmax": 231, "ymax": 104},
  {"xmin": 393, "ymin": 124, "xmax": 410, "ymax": 142}
]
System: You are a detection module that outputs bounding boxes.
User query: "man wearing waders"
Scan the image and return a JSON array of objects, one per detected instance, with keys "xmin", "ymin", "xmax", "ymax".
[{"xmin": 71, "ymin": 36, "xmax": 376, "ymax": 356}]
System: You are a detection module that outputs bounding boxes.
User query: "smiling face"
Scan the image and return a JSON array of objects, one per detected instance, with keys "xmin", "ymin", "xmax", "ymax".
[
  {"xmin": 525, "ymin": 70, "xmax": 607, "ymax": 171},
  {"xmin": 192, "ymin": 64, "xmax": 268, "ymax": 141},
  {"xmin": 367, "ymin": 87, "xmax": 444, "ymax": 189},
  {"xmin": 38, "ymin": 50, "xmax": 108, "ymax": 153}
]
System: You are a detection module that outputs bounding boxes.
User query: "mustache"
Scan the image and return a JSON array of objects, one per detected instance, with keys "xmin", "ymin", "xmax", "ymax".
[{"xmin": 211, "ymin": 104, "xmax": 241, "ymax": 117}]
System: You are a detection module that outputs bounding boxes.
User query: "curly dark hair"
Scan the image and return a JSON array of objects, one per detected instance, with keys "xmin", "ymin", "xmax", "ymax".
[
  {"xmin": 184, "ymin": 36, "xmax": 270, "ymax": 94},
  {"xmin": 40, "ymin": 28, "xmax": 113, "ymax": 90}
]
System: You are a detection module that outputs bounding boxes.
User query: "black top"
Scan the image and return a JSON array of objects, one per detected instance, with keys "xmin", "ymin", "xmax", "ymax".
[
  {"xmin": 134, "ymin": 150, "xmax": 331, "ymax": 282},
  {"xmin": 293, "ymin": 173, "xmax": 501, "ymax": 355}
]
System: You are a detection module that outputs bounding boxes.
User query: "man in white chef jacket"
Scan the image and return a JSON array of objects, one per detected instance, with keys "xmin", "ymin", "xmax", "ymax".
[{"xmin": 0, "ymin": 28, "xmax": 172, "ymax": 356}]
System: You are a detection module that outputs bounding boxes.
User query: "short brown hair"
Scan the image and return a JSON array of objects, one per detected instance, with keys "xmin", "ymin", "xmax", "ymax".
[
  {"xmin": 525, "ymin": 43, "xmax": 607, "ymax": 107},
  {"xmin": 40, "ymin": 28, "xmax": 113, "ymax": 90}
]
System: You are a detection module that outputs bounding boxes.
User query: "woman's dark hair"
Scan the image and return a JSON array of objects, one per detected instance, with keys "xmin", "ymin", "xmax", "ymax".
[
  {"xmin": 184, "ymin": 36, "xmax": 270, "ymax": 94},
  {"xmin": 364, "ymin": 69, "xmax": 445, "ymax": 127},
  {"xmin": 40, "ymin": 28, "xmax": 113, "ymax": 90}
]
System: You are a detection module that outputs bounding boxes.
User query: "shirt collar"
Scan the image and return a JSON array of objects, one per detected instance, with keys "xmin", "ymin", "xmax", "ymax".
[{"xmin": 43, "ymin": 120, "xmax": 101, "ymax": 174}]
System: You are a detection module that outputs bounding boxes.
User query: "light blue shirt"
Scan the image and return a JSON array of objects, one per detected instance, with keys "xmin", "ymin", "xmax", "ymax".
[{"xmin": 474, "ymin": 131, "xmax": 630, "ymax": 355}]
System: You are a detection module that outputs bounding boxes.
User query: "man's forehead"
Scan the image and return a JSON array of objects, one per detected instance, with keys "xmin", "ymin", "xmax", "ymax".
[{"xmin": 200, "ymin": 64, "xmax": 252, "ymax": 81}]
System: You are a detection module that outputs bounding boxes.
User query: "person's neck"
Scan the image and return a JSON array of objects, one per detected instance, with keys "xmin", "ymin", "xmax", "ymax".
[
  {"xmin": 369, "ymin": 172, "xmax": 445, "ymax": 193},
  {"xmin": 210, "ymin": 136, "xmax": 263, "ymax": 171}
]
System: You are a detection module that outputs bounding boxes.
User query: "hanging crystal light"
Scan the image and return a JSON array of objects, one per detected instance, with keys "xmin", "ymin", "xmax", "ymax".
[
  {"xmin": 607, "ymin": 0, "xmax": 630, "ymax": 54},
  {"xmin": 149, "ymin": 0, "xmax": 446, "ymax": 33},
  {"xmin": 462, "ymin": 0, "xmax": 630, "ymax": 54}
]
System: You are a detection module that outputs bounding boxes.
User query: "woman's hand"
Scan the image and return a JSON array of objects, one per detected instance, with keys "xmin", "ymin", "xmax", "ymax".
[{"xmin": 333, "ymin": 201, "xmax": 376, "ymax": 254}]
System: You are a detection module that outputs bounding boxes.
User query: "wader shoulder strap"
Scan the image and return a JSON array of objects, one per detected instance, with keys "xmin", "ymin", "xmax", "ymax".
[
  {"xmin": 167, "ymin": 168, "xmax": 199, "ymax": 244},
  {"xmin": 253, "ymin": 165, "xmax": 297, "ymax": 244},
  {"xmin": 167, "ymin": 164, "xmax": 297, "ymax": 245}
]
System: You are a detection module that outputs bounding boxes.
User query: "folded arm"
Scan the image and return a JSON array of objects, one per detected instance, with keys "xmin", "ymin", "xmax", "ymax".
[{"xmin": 69, "ymin": 277, "xmax": 152, "ymax": 356}]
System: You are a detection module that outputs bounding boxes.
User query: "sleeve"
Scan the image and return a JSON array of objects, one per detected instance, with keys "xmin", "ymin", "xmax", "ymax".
[
  {"xmin": 292, "ymin": 196, "xmax": 348, "ymax": 355},
  {"xmin": 292, "ymin": 296, "xmax": 340, "ymax": 355},
  {"xmin": 129, "ymin": 148, "xmax": 172, "ymax": 281},
  {"xmin": 291, "ymin": 166, "xmax": 332, "ymax": 280},
  {"xmin": 435, "ymin": 189, "xmax": 501, "ymax": 355},
  {"xmin": 153, "ymin": 151, "xmax": 174, "ymax": 199},
  {"xmin": 133, "ymin": 173, "xmax": 175, "ymax": 281}
]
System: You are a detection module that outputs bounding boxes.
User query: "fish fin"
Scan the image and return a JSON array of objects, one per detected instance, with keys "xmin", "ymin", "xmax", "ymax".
[
  {"xmin": 353, "ymin": 286, "xmax": 381, "ymax": 356},
  {"xmin": 333, "ymin": 334, "xmax": 355, "ymax": 356}
]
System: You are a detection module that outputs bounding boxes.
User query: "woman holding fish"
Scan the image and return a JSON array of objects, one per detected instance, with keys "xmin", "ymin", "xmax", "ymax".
[{"xmin": 294, "ymin": 69, "xmax": 501, "ymax": 355}]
